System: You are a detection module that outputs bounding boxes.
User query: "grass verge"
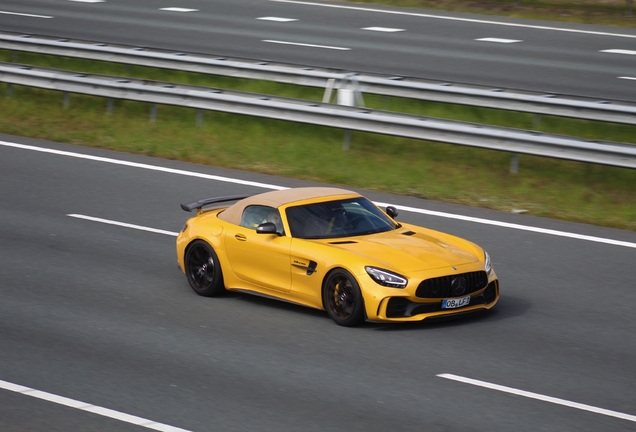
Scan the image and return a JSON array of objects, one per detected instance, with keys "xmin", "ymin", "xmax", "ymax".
[{"xmin": 2, "ymin": 81, "xmax": 635, "ymax": 231}]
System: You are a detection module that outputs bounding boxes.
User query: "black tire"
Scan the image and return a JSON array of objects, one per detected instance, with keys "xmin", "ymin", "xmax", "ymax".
[
  {"xmin": 184, "ymin": 240, "xmax": 225, "ymax": 297},
  {"xmin": 322, "ymin": 269, "xmax": 365, "ymax": 327}
]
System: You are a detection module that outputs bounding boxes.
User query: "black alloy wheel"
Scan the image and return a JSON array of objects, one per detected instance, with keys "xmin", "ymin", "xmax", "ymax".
[
  {"xmin": 322, "ymin": 270, "xmax": 365, "ymax": 327},
  {"xmin": 185, "ymin": 240, "xmax": 225, "ymax": 297}
]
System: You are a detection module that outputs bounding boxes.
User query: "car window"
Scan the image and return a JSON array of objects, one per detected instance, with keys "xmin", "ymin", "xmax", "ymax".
[
  {"xmin": 286, "ymin": 198, "xmax": 396, "ymax": 239},
  {"xmin": 240, "ymin": 205, "xmax": 283, "ymax": 233}
]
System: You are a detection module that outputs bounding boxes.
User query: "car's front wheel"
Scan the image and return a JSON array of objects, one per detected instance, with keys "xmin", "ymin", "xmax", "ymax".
[
  {"xmin": 322, "ymin": 269, "xmax": 365, "ymax": 327},
  {"xmin": 185, "ymin": 240, "xmax": 225, "ymax": 297}
]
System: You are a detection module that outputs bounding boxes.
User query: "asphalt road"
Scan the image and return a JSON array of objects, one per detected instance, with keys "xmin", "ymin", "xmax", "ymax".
[
  {"xmin": 1, "ymin": 0, "xmax": 636, "ymax": 100},
  {"xmin": 2, "ymin": 134, "xmax": 636, "ymax": 431}
]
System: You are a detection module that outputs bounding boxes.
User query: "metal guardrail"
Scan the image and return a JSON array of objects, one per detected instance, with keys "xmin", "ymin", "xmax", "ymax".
[
  {"xmin": 2, "ymin": 32, "xmax": 636, "ymax": 125},
  {"xmin": 1, "ymin": 63, "xmax": 635, "ymax": 169}
]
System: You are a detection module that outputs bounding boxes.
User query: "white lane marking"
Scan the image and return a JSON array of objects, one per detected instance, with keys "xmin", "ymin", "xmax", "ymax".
[
  {"xmin": 262, "ymin": 40, "xmax": 350, "ymax": 50},
  {"xmin": 0, "ymin": 379, "xmax": 192, "ymax": 432},
  {"xmin": 269, "ymin": 0, "xmax": 636, "ymax": 39},
  {"xmin": 2, "ymin": 140, "xmax": 635, "ymax": 249},
  {"xmin": 0, "ymin": 141, "xmax": 287, "ymax": 191},
  {"xmin": 373, "ymin": 201, "xmax": 636, "ymax": 249},
  {"xmin": 476, "ymin": 37, "xmax": 522, "ymax": 43},
  {"xmin": 362, "ymin": 27, "xmax": 404, "ymax": 32},
  {"xmin": 619, "ymin": 76, "xmax": 636, "ymax": 80},
  {"xmin": 68, "ymin": 0, "xmax": 105, "ymax": 3},
  {"xmin": 601, "ymin": 49, "xmax": 636, "ymax": 55},
  {"xmin": 160, "ymin": 8, "xmax": 198, "ymax": 13},
  {"xmin": 0, "ymin": 10, "xmax": 53, "ymax": 18},
  {"xmin": 258, "ymin": 16, "xmax": 298, "ymax": 22},
  {"xmin": 437, "ymin": 374, "xmax": 636, "ymax": 424},
  {"xmin": 68, "ymin": 214, "xmax": 179, "ymax": 236}
]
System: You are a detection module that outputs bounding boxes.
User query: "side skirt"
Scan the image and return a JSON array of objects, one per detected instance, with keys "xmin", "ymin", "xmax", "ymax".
[{"xmin": 229, "ymin": 288, "xmax": 323, "ymax": 310}]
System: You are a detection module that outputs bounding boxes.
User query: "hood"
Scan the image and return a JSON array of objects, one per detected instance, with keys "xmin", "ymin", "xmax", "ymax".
[{"xmin": 327, "ymin": 227, "xmax": 481, "ymax": 272}]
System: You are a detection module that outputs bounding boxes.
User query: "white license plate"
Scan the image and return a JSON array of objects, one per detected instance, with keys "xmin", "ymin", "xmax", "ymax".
[{"xmin": 442, "ymin": 295, "xmax": 471, "ymax": 309}]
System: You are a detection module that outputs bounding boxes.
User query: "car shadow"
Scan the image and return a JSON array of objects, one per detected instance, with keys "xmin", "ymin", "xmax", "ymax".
[
  {"xmin": 210, "ymin": 290, "xmax": 531, "ymax": 329},
  {"xmin": 223, "ymin": 290, "xmax": 328, "ymax": 319},
  {"xmin": 370, "ymin": 294, "xmax": 531, "ymax": 331}
]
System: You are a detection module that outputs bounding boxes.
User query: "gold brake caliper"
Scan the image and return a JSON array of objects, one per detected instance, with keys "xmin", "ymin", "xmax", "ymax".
[{"xmin": 333, "ymin": 280, "xmax": 342, "ymax": 306}]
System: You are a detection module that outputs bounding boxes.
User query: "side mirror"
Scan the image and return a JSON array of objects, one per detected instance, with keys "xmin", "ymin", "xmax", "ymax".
[
  {"xmin": 386, "ymin": 206, "xmax": 399, "ymax": 219},
  {"xmin": 256, "ymin": 222, "xmax": 280, "ymax": 235}
]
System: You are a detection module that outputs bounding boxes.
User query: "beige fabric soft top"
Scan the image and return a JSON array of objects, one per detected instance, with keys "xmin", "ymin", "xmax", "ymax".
[{"xmin": 217, "ymin": 187, "xmax": 358, "ymax": 225}]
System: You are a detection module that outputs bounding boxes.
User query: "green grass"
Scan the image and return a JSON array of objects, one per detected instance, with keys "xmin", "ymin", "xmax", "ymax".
[{"xmin": 2, "ymin": 83, "xmax": 635, "ymax": 231}]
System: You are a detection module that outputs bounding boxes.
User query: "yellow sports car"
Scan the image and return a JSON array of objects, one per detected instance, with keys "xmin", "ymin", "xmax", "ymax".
[{"xmin": 176, "ymin": 187, "xmax": 499, "ymax": 326}]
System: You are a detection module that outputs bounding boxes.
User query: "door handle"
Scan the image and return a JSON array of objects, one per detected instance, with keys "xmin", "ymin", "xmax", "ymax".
[{"xmin": 234, "ymin": 234, "xmax": 247, "ymax": 241}]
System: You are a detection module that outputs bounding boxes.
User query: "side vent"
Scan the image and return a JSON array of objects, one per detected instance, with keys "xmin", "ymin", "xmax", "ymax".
[{"xmin": 307, "ymin": 260, "xmax": 317, "ymax": 276}]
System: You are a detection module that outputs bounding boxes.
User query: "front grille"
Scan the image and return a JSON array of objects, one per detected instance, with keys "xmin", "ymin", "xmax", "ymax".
[
  {"xmin": 416, "ymin": 271, "xmax": 488, "ymax": 298},
  {"xmin": 386, "ymin": 278, "xmax": 496, "ymax": 319}
]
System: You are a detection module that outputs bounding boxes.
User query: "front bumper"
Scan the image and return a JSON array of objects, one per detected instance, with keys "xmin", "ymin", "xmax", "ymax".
[{"xmin": 360, "ymin": 267, "xmax": 500, "ymax": 322}]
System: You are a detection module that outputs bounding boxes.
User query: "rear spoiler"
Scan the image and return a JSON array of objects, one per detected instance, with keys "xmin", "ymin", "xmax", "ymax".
[{"xmin": 180, "ymin": 194, "xmax": 253, "ymax": 214}]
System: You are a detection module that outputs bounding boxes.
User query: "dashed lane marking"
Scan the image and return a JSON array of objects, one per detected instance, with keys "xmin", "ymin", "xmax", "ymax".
[
  {"xmin": 601, "ymin": 49, "xmax": 636, "ymax": 55},
  {"xmin": 262, "ymin": 40, "xmax": 350, "ymax": 50},
  {"xmin": 258, "ymin": 16, "xmax": 298, "ymax": 22},
  {"xmin": 438, "ymin": 374, "xmax": 636, "ymax": 424},
  {"xmin": 68, "ymin": 214, "xmax": 179, "ymax": 237},
  {"xmin": 159, "ymin": 8, "xmax": 199, "ymax": 13},
  {"xmin": 362, "ymin": 27, "xmax": 404, "ymax": 32},
  {"xmin": 476, "ymin": 37, "xmax": 522, "ymax": 43},
  {"xmin": 0, "ymin": 379, "xmax": 192, "ymax": 432},
  {"xmin": 0, "ymin": 10, "xmax": 53, "ymax": 18}
]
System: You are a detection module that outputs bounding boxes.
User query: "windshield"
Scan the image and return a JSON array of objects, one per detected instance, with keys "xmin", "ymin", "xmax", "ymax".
[{"xmin": 285, "ymin": 197, "xmax": 397, "ymax": 239}]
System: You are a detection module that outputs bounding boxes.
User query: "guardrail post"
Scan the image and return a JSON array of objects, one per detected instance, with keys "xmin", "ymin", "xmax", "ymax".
[
  {"xmin": 337, "ymin": 88, "xmax": 355, "ymax": 150},
  {"xmin": 63, "ymin": 92, "xmax": 70, "ymax": 109},
  {"xmin": 510, "ymin": 113, "xmax": 541, "ymax": 173},
  {"xmin": 510, "ymin": 154, "xmax": 520, "ymax": 174},
  {"xmin": 323, "ymin": 79, "xmax": 335, "ymax": 103},
  {"xmin": 196, "ymin": 109, "xmax": 203, "ymax": 127},
  {"xmin": 107, "ymin": 98, "xmax": 114, "ymax": 115},
  {"xmin": 339, "ymin": 73, "xmax": 366, "ymax": 108},
  {"xmin": 335, "ymin": 74, "xmax": 366, "ymax": 151},
  {"xmin": 343, "ymin": 130, "xmax": 352, "ymax": 150},
  {"xmin": 150, "ymin": 104, "xmax": 157, "ymax": 122},
  {"xmin": 6, "ymin": 83, "xmax": 12, "ymax": 98}
]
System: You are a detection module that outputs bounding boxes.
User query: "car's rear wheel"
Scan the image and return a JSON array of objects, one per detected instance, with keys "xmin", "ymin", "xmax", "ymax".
[
  {"xmin": 323, "ymin": 270, "xmax": 365, "ymax": 327},
  {"xmin": 185, "ymin": 240, "xmax": 225, "ymax": 297}
]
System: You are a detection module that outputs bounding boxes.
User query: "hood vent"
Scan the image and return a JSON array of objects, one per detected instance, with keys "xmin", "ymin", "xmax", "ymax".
[
  {"xmin": 401, "ymin": 231, "xmax": 416, "ymax": 236},
  {"xmin": 329, "ymin": 240, "xmax": 358, "ymax": 245}
]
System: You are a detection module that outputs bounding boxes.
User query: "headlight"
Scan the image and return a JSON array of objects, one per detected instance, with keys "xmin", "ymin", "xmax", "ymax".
[
  {"xmin": 365, "ymin": 266, "xmax": 407, "ymax": 288},
  {"xmin": 484, "ymin": 251, "xmax": 492, "ymax": 275}
]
